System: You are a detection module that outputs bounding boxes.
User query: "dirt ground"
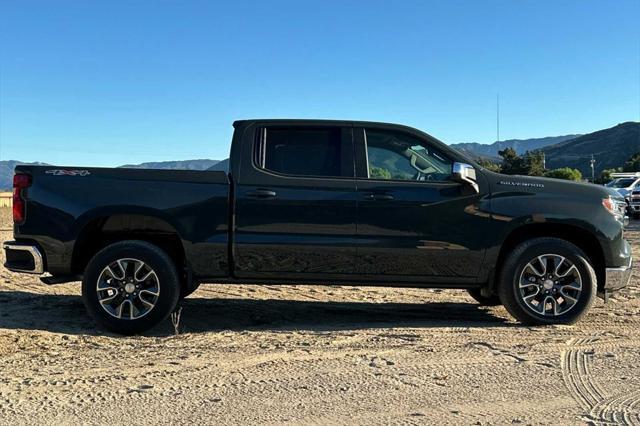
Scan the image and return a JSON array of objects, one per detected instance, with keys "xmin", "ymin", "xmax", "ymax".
[{"xmin": 1, "ymin": 208, "xmax": 639, "ymax": 425}]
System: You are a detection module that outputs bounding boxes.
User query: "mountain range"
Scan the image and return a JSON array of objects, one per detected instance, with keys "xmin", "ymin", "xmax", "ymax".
[
  {"xmin": 449, "ymin": 134, "xmax": 581, "ymax": 159},
  {"xmin": 119, "ymin": 159, "xmax": 221, "ymax": 170},
  {"xmin": 543, "ymin": 121, "xmax": 640, "ymax": 177},
  {"xmin": 1, "ymin": 121, "xmax": 638, "ymax": 189},
  {"xmin": 0, "ymin": 159, "xmax": 227, "ymax": 190}
]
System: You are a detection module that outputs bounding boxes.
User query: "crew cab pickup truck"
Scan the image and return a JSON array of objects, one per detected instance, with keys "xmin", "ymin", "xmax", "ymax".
[{"xmin": 4, "ymin": 120, "xmax": 633, "ymax": 334}]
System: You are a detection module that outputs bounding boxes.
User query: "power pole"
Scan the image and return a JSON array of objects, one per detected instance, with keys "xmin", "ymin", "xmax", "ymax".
[{"xmin": 590, "ymin": 154, "xmax": 596, "ymax": 182}]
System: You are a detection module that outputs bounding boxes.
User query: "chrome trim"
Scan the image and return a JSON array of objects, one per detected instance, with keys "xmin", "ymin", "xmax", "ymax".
[
  {"xmin": 3, "ymin": 242, "xmax": 44, "ymax": 274},
  {"xmin": 604, "ymin": 257, "xmax": 633, "ymax": 291}
]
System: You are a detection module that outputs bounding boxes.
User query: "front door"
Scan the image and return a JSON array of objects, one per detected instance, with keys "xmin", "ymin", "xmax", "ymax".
[
  {"xmin": 234, "ymin": 124, "xmax": 358, "ymax": 280},
  {"xmin": 354, "ymin": 126, "xmax": 489, "ymax": 283}
]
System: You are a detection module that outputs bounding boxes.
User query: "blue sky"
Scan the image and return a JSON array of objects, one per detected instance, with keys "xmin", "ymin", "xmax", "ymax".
[{"xmin": 1, "ymin": 0, "xmax": 639, "ymax": 167}]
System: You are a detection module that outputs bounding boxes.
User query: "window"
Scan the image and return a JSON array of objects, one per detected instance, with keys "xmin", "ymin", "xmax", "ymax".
[
  {"xmin": 365, "ymin": 129, "xmax": 453, "ymax": 181},
  {"xmin": 607, "ymin": 178, "xmax": 637, "ymax": 188},
  {"xmin": 255, "ymin": 127, "xmax": 349, "ymax": 177}
]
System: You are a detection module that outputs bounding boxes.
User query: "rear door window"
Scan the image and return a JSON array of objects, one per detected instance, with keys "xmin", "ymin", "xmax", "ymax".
[{"xmin": 255, "ymin": 127, "xmax": 352, "ymax": 178}]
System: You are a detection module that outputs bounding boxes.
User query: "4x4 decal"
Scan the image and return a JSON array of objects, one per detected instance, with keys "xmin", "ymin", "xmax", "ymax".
[{"xmin": 45, "ymin": 169, "xmax": 91, "ymax": 176}]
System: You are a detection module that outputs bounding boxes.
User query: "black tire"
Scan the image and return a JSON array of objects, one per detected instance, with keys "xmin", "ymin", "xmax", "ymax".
[
  {"xmin": 467, "ymin": 288, "xmax": 502, "ymax": 306},
  {"xmin": 82, "ymin": 240, "xmax": 180, "ymax": 335},
  {"xmin": 497, "ymin": 237, "xmax": 597, "ymax": 325}
]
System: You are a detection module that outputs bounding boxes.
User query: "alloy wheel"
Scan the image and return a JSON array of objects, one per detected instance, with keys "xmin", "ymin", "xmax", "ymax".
[
  {"xmin": 518, "ymin": 254, "xmax": 582, "ymax": 316},
  {"xmin": 96, "ymin": 258, "xmax": 160, "ymax": 320}
]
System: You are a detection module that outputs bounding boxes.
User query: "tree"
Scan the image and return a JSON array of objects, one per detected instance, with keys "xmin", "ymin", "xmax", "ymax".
[
  {"xmin": 498, "ymin": 147, "xmax": 525, "ymax": 175},
  {"xmin": 525, "ymin": 150, "xmax": 546, "ymax": 176},
  {"xmin": 369, "ymin": 166, "xmax": 391, "ymax": 179},
  {"xmin": 498, "ymin": 147, "xmax": 521, "ymax": 175},
  {"xmin": 598, "ymin": 168, "xmax": 622, "ymax": 184},
  {"xmin": 544, "ymin": 167, "xmax": 582, "ymax": 181},
  {"xmin": 623, "ymin": 152, "xmax": 640, "ymax": 172},
  {"xmin": 477, "ymin": 158, "xmax": 501, "ymax": 173},
  {"xmin": 498, "ymin": 148, "xmax": 545, "ymax": 176}
]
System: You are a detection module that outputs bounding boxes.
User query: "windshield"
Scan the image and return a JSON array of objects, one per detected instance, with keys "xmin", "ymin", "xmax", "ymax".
[{"xmin": 607, "ymin": 178, "xmax": 636, "ymax": 188}]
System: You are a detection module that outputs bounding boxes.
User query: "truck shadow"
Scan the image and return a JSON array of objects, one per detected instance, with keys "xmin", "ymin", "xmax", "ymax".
[{"xmin": 0, "ymin": 290, "xmax": 510, "ymax": 336}]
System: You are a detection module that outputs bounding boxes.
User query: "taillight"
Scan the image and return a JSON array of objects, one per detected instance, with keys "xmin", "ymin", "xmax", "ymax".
[{"xmin": 12, "ymin": 174, "xmax": 31, "ymax": 224}]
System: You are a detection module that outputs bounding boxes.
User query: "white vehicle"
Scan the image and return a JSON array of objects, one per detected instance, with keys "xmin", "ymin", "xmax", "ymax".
[{"xmin": 606, "ymin": 173, "xmax": 640, "ymax": 202}]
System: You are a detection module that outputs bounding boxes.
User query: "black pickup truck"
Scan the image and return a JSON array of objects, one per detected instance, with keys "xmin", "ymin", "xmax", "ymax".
[{"xmin": 4, "ymin": 119, "xmax": 633, "ymax": 334}]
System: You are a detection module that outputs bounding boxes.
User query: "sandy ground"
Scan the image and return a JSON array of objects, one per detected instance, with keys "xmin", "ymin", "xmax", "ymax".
[{"xmin": 1, "ymin": 208, "xmax": 639, "ymax": 425}]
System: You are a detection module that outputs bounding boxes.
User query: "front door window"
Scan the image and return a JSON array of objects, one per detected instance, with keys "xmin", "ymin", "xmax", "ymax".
[{"xmin": 365, "ymin": 130, "xmax": 453, "ymax": 182}]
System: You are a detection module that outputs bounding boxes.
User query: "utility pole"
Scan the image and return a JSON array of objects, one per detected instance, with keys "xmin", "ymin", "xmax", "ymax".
[
  {"xmin": 590, "ymin": 154, "xmax": 596, "ymax": 182},
  {"xmin": 542, "ymin": 152, "xmax": 546, "ymax": 170}
]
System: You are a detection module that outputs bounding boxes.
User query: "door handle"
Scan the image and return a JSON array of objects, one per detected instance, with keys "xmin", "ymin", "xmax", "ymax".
[
  {"xmin": 245, "ymin": 189, "xmax": 277, "ymax": 199},
  {"xmin": 364, "ymin": 193, "xmax": 394, "ymax": 201}
]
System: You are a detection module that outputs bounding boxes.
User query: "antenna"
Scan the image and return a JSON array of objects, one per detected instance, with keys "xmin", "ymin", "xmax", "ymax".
[{"xmin": 496, "ymin": 93, "xmax": 500, "ymax": 143}]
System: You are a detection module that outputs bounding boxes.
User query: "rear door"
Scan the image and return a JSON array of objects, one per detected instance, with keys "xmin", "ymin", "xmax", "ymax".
[
  {"xmin": 354, "ymin": 126, "xmax": 489, "ymax": 283},
  {"xmin": 233, "ymin": 122, "xmax": 358, "ymax": 280}
]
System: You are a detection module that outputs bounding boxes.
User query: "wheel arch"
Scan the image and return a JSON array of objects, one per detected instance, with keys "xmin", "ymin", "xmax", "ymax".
[
  {"xmin": 71, "ymin": 211, "xmax": 188, "ymax": 283},
  {"xmin": 492, "ymin": 222, "xmax": 606, "ymax": 292}
]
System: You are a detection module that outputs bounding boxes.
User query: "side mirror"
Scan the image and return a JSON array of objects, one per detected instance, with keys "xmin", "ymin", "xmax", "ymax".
[{"xmin": 451, "ymin": 162, "xmax": 479, "ymax": 193}]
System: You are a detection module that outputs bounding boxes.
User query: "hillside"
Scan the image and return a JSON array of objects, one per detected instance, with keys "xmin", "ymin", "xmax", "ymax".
[
  {"xmin": 450, "ymin": 134, "xmax": 580, "ymax": 158},
  {"xmin": 0, "ymin": 161, "xmax": 50, "ymax": 190},
  {"xmin": 207, "ymin": 158, "xmax": 229, "ymax": 172},
  {"xmin": 0, "ymin": 159, "xmax": 223, "ymax": 189},
  {"xmin": 119, "ymin": 159, "xmax": 220, "ymax": 170},
  {"xmin": 543, "ymin": 122, "xmax": 640, "ymax": 176}
]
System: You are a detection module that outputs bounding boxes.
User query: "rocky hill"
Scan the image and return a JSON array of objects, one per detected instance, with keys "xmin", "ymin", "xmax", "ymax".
[{"xmin": 543, "ymin": 122, "xmax": 640, "ymax": 176}]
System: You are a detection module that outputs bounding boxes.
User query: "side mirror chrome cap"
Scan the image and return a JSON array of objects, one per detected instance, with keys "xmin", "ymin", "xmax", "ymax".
[{"xmin": 452, "ymin": 162, "xmax": 479, "ymax": 193}]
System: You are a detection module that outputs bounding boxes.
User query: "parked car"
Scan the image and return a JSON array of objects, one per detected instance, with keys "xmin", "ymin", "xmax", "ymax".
[{"xmin": 4, "ymin": 119, "xmax": 633, "ymax": 334}]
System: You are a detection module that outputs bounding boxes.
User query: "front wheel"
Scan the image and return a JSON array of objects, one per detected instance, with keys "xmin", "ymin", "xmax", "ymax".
[
  {"xmin": 497, "ymin": 237, "xmax": 597, "ymax": 325},
  {"xmin": 82, "ymin": 240, "xmax": 180, "ymax": 335}
]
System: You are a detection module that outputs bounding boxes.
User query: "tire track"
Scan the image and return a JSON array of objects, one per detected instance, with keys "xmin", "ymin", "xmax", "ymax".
[
  {"xmin": 590, "ymin": 390, "xmax": 640, "ymax": 425},
  {"xmin": 561, "ymin": 337, "xmax": 640, "ymax": 426},
  {"xmin": 561, "ymin": 337, "xmax": 604, "ymax": 410}
]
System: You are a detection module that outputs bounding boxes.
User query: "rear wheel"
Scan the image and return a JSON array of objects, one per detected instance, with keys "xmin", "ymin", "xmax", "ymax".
[
  {"xmin": 466, "ymin": 288, "xmax": 502, "ymax": 306},
  {"xmin": 82, "ymin": 240, "xmax": 180, "ymax": 335},
  {"xmin": 497, "ymin": 237, "xmax": 597, "ymax": 325}
]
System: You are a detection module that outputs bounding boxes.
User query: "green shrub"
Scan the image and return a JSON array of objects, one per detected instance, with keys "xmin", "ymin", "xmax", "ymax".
[{"xmin": 543, "ymin": 167, "xmax": 582, "ymax": 181}]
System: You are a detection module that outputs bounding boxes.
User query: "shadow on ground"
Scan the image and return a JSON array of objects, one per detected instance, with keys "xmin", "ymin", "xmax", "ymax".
[{"xmin": 0, "ymin": 290, "xmax": 510, "ymax": 336}]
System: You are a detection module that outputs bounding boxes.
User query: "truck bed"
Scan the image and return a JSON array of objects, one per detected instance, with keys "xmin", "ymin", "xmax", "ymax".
[{"xmin": 14, "ymin": 165, "xmax": 230, "ymax": 277}]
